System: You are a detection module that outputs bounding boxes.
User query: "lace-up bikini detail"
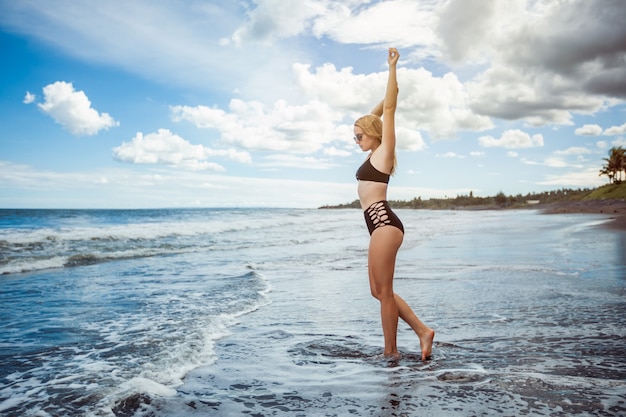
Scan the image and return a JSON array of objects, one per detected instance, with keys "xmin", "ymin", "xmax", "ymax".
[{"xmin": 364, "ymin": 201, "xmax": 404, "ymax": 235}]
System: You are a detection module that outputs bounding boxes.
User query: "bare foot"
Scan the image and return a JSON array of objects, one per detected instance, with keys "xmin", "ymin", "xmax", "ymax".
[
  {"xmin": 379, "ymin": 351, "xmax": 401, "ymax": 366},
  {"xmin": 384, "ymin": 351, "xmax": 401, "ymax": 361},
  {"xmin": 373, "ymin": 351, "xmax": 401, "ymax": 364},
  {"xmin": 420, "ymin": 328, "xmax": 435, "ymax": 361}
]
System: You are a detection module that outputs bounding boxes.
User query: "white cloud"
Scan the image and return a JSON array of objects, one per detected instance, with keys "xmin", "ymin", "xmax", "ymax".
[
  {"xmin": 112, "ymin": 129, "xmax": 251, "ymax": 171},
  {"xmin": 438, "ymin": 152, "xmax": 464, "ymax": 159},
  {"xmin": 523, "ymin": 147, "xmax": 591, "ymax": 169},
  {"xmin": 23, "ymin": 91, "xmax": 35, "ymax": 104},
  {"xmin": 543, "ymin": 157, "xmax": 570, "ymax": 168},
  {"xmin": 171, "ymin": 60, "xmax": 480, "ymax": 161},
  {"xmin": 604, "ymin": 122, "xmax": 626, "ymax": 136},
  {"xmin": 538, "ymin": 167, "xmax": 609, "ymax": 188},
  {"xmin": 171, "ymin": 99, "xmax": 342, "ymax": 154},
  {"xmin": 467, "ymin": 65, "xmax": 606, "ymax": 126},
  {"xmin": 3, "ymin": 0, "xmax": 624, "ymax": 131},
  {"xmin": 259, "ymin": 154, "xmax": 336, "ymax": 170},
  {"xmin": 324, "ymin": 147, "xmax": 352, "ymax": 157},
  {"xmin": 555, "ymin": 147, "xmax": 591, "ymax": 156},
  {"xmin": 596, "ymin": 140, "xmax": 609, "ymax": 150},
  {"xmin": 0, "ymin": 160, "xmax": 358, "ymax": 208},
  {"xmin": 228, "ymin": 0, "xmax": 439, "ymax": 57},
  {"xmin": 585, "ymin": 122, "xmax": 626, "ymax": 144},
  {"xmin": 293, "ymin": 62, "xmax": 378, "ymax": 111},
  {"xmin": 575, "ymin": 124, "xmax": 603, "ymax": 136},
  {"xmin": 230, "ymin": 0, "xmax": 324, "ymax": 46},
  {"xmin": 312, "ymin": 0, "xmax": 438, "ymax": 51},
  {"xmin": 506, "ymin": 1, "xmax": 626, "ymax": 99},
  {"xmin": 293, "ymin": 63, "xmax": 493, "ymax": 141},
  {"xmin": 396, "ymin": 127, "xmax": 427, "ymax": 151},
  {"xmin": 479, "ymin": 129, "xmax": 544, "ymax": 149},
  {"xmin": 458, "ymin": 0, "xmax": 625, "ymax": 125},
  {"xmin": 612, "ymin": 138, "xmax": 626, "ymax": 147},
  {"xmin": 436, "ymin": 0, "xmax": 517, "ymax": 64},
  {"xmin": 36, "ymin": 81, "xmax": 119, "ymax": 135},
  {"xmin": 4, "ymin": 0, "xmax": 623, "ymax": 137}
]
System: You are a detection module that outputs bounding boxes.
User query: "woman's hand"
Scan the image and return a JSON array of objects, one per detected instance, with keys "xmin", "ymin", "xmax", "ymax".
[{"xmin": 388, "ymin": 48, "xmax": 399, "ymax": 66}]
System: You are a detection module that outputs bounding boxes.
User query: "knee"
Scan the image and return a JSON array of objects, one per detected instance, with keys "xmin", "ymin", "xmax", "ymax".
[
  {"xmin": 370, "ymin": 285, "xmax": 393, "ymax": 301},
  {"xmin": 375, "ymin": 284, "xmax": 394, "ymax": 301}
]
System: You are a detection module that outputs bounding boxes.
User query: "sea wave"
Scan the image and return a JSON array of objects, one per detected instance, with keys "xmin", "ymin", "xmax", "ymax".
[
  {"xmin": 0, "ymin": 209, "xmax": 311, "ymax": 275},
  {"xmin": 0, "ymin": 266, "xmax": 271, "ymax": 417}
]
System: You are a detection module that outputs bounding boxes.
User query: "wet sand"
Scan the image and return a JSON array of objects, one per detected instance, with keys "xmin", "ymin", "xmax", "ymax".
[{"xmin": 539, "ymin": 199, "xmax": 626, "ymax": 231}]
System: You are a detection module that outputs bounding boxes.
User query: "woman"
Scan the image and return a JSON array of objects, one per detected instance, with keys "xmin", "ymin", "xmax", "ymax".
[{"xmin": 354, "ymin": 48, "xmax": 435, "ymax": 361}]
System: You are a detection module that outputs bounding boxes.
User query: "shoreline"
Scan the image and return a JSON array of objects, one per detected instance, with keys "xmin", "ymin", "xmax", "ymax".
[
  {"xmin": 321, "ymin": 199, "xmax": 626, "ymax": 231},
  {"xmin": 538, "ymin": 199, "xmax": 626, "ymax": 231}
]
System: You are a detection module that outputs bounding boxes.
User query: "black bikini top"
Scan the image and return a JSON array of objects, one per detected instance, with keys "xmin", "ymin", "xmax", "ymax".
[{"xmin": 356, "ymin": 158, "xmax": 390, "ymax": 184}]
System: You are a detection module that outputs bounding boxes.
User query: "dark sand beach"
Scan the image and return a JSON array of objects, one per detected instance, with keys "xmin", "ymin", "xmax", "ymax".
[{"xmin": 539, "ymin": 199, "xmax": 626, "ymax": 230}]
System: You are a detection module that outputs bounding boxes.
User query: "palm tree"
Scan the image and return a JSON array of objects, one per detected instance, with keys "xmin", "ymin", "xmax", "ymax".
[
  {"xmin": 600, "ymin": 147, "xmax": 625, "ymax": 184},
  {"xmin": 598, "ymin": 164, "xmax": 614, "ymax": 183}
]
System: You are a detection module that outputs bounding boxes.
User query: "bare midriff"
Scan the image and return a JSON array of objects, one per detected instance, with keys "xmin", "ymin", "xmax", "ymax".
[{"xmin": 357, "ymin": 180, "xmax": 388, "ymax": 210}]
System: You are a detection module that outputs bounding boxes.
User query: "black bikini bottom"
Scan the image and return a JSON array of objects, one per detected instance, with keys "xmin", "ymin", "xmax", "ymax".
[{"xmin": 364, "ymin": 200, "xmax": 404, "ymax": 236}]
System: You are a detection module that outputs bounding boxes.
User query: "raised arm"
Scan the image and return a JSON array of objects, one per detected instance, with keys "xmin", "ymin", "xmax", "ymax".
[{"xmin": 380, "ymin": 48, "xmax": 399, "ymax": 155}]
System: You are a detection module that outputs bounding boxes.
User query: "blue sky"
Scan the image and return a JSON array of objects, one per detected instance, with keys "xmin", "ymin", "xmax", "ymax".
[{"xmin": 1, "ymin": 0, "xmax": 625, "ymax": 209}]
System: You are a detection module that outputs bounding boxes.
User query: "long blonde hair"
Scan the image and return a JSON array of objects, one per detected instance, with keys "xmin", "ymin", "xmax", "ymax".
[{"xmin": 354, "ymin": 114, "xmax": 397, "ymax": 175}]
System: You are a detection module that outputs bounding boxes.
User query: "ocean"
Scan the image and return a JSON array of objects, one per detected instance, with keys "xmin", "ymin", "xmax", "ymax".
[{"xmin": 0, "ymin": 208, "xmax": 624, "ymax": 416}]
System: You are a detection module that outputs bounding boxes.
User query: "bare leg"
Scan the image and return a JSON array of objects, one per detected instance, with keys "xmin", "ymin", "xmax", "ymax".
[
  {"xmin": 394, "ymin": 294, "xmax": 435, "ymax": 360},
  {"xmin": 368, "ymin": 226, "xmax": 403, "ymax": 357},
  {"xmin": 369, "ymin": 227, "xmax": 435, "ymax": 360}
]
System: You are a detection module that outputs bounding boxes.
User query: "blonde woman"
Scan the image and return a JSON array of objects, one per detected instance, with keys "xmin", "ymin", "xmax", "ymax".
[{"xmin": 354, "ymin": 48, "xmax": 435, "ymax": 360}]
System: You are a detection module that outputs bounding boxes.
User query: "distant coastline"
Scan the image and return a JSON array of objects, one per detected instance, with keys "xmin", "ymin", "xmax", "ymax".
[{"xmin": 320, "ymin": 184, "xmax": 626, "ymax": 231}]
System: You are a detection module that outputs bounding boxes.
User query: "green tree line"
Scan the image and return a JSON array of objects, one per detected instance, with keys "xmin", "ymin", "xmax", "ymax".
[{"xmin": 319, "ymin": 188, "xmax": 592, "ymax": 210}]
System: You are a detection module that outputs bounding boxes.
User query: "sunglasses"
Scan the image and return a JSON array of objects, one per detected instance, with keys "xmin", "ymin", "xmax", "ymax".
[{"xmin": 353, "ymin": 134, "xmax": 364, "ymax": 142}]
